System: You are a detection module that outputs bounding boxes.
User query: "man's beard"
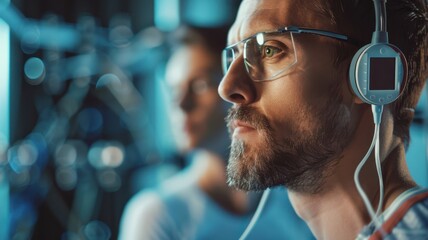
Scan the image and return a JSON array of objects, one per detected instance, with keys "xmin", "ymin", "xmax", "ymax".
[{"xmin": 225, "ymin": 96, "xmax": 352, "ymax": 194}]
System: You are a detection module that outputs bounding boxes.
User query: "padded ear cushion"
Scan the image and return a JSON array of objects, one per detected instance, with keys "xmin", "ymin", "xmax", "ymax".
[{"xmin": 349, "ymin": 44, "xmax": 372, "ymax": 102}]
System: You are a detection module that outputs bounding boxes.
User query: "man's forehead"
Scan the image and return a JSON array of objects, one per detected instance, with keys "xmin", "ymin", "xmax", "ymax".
[
  {"xmin": 227, "ymin": 0, "xmax": 331, "ymax": 45},
  {"xmin": 228, "ymin": 0, "xmax": 300, "ymax": 44}
]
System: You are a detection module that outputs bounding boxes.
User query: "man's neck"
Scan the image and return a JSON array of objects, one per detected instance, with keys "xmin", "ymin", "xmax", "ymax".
[
  {"xmin": 289, "ymin": 186, "xmax": 367, "ymax": 239},
  {"xmin": 287, "ymin": 113, "xmax": 417, "ymax": 239},
  {"xmin": 289, "ymin": 145, "xmax": 416, "ymax": 240}
]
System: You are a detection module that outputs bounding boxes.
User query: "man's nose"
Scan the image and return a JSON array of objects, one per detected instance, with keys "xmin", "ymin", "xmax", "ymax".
[{"xmin": 218, "ymin": 56, "xmax": 256, "ymax": 105}]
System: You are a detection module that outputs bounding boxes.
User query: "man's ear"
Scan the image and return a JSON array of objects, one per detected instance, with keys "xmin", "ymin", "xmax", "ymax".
[
  {"xmin": 341, "ymin": 63, "xmax": 365, "ymax": 105},
  {"xmin": 352, "ymin": 95, "xmax": 364, "ymax": 104}
]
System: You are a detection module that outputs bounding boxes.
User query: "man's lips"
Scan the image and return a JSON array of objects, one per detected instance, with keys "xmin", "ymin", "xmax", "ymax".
[{"xmin": 231, "ymin": 120, "xmax": 256, "ymax": 138}]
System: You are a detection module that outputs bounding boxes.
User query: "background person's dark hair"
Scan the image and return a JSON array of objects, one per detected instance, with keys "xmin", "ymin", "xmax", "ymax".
[
  {"xmin": 312, "ymin": 0, "xmax": 428, "ymax": 148},
  {"xmin": 168, "ymin": 25, "xmax": 229, "ymax": 59},
  {"xmin": 164, "ymin": 25, "xmax": 229, "ymax": 84}
]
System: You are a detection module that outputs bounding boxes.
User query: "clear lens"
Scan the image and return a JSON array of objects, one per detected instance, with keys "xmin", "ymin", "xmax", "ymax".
[
  {"xmin": 245, "ymin": 31, "xmax": 297, "ymax": 81},
  {"xmin": 222, "ymin": 47, "xmax": 235, "ymax": 75},
  {"xmin": 222, "ymin": 31, "xmax": 297, "ymax": 82}
]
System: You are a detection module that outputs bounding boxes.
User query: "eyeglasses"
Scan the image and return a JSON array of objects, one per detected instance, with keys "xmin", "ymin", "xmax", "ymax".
[{"xmin": 222, "ymin": 26, "xmax": 354, "ymax": 82}]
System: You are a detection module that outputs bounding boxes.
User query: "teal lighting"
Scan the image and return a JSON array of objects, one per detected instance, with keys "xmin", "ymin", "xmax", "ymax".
[
  {"xmin": 406, "ymin": 84, "xmax": 428, "ymax": 187},
  {"xmin": 0, "ymin": 1, "xmax": 10, "ymax": 143},
  {"xmin": 0, "ymin": 0, "xmax": 10, "ymax": 239},
  {"xmin": 24, "ymin": 57, "xmax": 45, "ymax": 84},
  {"xmin": 154, "ymin": 0, "xmax": 179, "ymax": 31},
  {"xmin": 183, "ymin": 0, "xmax": 233, "ymax": 27}
]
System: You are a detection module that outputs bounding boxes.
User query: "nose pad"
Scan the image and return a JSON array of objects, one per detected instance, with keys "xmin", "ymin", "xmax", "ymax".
[{"xmin": 218, "ymin": 56, "xmax": 256, "ymax": 105}]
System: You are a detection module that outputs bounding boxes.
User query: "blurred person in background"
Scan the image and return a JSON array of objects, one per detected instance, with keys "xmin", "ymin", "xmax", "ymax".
[{"xmin": 118, "ymin": 25, "xmax": 314, "ymax": 239}]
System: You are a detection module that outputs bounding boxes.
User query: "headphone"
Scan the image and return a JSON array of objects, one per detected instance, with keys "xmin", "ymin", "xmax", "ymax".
[
  {"xmin": 349, "ymin": 1, "xmax": 411, "ymax": 233},
  {"xmin": 349, "ymin": 0, "xmax": 407, "ymax": 106}
]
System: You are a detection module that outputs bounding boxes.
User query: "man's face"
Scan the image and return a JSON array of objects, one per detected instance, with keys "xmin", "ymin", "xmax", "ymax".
[
  {"xmin": 166, "ymin": 45, "xmax": 226, "ymax": 153},
  {"xmin": 218, "ymin": 0, "xmax": 355, "ymax": 193}
]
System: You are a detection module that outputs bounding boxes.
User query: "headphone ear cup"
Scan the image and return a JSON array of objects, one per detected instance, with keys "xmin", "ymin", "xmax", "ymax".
[
  {"xmin": 349, "ymin": 43, "xmax": 407, "ymax": 105},
  {"xmin": 349, "ymin": 44, "xmax": 371, "ymax": 102}
]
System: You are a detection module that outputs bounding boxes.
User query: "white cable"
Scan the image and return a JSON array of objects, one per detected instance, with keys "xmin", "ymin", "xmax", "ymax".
[
  {"xmin": 239, "ymin": 188, "xmax": 271, "ymax": 240},
  {"xmin": 374, "ymin": 124, "xmax": 384, "ymax": 218},
  {"xmin": 354, "ymin": 123, "xmax": 381, "ymax": 227},
  {"xmin": 354, "ymin": 105, "xmax": 386, "ymax": 235}
]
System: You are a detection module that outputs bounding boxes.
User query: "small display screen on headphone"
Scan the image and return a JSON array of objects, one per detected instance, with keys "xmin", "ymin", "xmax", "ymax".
[{"xmin": 369, "ymin": 57, "xmax": 396, "ymax": 90}]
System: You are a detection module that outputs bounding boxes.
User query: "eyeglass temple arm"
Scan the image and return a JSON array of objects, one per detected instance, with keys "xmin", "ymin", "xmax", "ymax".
[{"xmin": 282, "ymin": 26, "xmax": 362, "ymax": 46}]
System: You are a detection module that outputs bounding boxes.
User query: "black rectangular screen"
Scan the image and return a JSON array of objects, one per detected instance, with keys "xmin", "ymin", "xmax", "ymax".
[{"xmin": 369, "ymin": 57, "xmax": 396, "ymax": 90}]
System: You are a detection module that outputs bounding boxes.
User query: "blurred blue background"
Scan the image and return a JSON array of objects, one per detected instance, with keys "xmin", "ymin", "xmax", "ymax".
[
  {"xmin": 0, "ymin": 1, "xmax": 241, "ymax": 239},
  {"xmin": 0, "ymin": 0, "xmax": 426, "ymax": 239}
]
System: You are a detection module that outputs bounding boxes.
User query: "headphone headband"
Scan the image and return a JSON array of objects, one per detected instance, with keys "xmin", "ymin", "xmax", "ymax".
[{"xmin": 372, "ymin": 0, "xmax": 389, "ymax": 43}]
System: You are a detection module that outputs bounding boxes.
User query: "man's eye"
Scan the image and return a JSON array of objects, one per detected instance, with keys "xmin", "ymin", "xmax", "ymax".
[{"xmin": 261, "ymin": 45, "xmax": 282, "ymax": 58}]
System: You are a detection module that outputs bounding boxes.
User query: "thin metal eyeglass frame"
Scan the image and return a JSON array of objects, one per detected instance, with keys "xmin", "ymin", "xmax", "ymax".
[{"xmin": 222, "ymin": 26, "xmax": 357, "ymax": 81}]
